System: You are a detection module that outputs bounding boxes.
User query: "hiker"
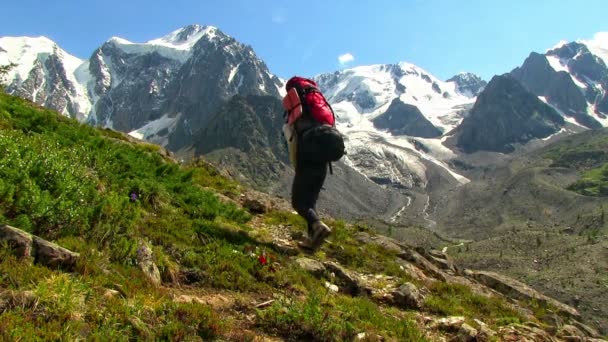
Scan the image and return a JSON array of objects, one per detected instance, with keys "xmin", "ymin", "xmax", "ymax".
[{"xmin": 282, "ymin": 76, "xmax": 345, "ymax": 250}]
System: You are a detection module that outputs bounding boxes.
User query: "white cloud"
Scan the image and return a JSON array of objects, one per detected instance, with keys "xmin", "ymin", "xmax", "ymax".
[{"xmin": 338, "ymin": 53, "xmax": 355, "ymax": 65}]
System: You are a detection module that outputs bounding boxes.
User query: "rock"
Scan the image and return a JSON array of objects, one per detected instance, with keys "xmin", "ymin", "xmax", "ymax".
[
  {"xmin": 429, "ymin": 316, "xmax": 465, "ymax": 332},
  {"xmin": 324, "ymin": 282, "xmax": 339, "ymax": 293},
  {"xmin": 0, "ymin": 224, "xmax": 33, "ymax": 258},
  {"xmin": 243, "ymin": 197, "xmax": 270, "ymax": 214},
  {"xmin": 457, "ymin": 323, "xmax": 478, "ymax": 342},
  {"xmin": 32, "ymin": 237, "xmax": 79, "ymax": 270},
  {"xmin": 240, "ymin": 191, "xmax": 273, "ymax": 214},
  {"xmin": 570, "ymin": 321, "xmax": 601, "ymax": 338},
  {"xmin": 390, "ymin": 282, "xmax": 423, "ymax": 309},
  {"xmin": 354, "ymin": 232, "xmax": 403, "ymax": 254},
  {"xmin": 136, "ymin": 241, "xmax": 161, "ymax": 286},
  {"xmin": 558, "ymin": 325, "xmax": 586, "ymax": 339},
  {"xmin": 464, "ymin": 270, "xmax": 580, "ymax": 318},
  {"xmin": 395, "ymin": 259, "xmax": 435, "ymax": 284},
  {"xmin": 103, "ymin": 289, "xmax": 121, "ymax": 299},
  {"xmin": 477, "ymin": 325, "xmax": 497, "ymax": 342},
  {"xmin": 323, "ymin": 261, "xmax": 364, "ymax": 296},
  {"xmin": 296, "ymin": 257, "xmax": 326, "ymax": 277},
  {"xmin": 398, "ymin": 248, "xmax": 447, "ymax": 281},
  {"xmin": 0, "ymin": 224, "xmax": 80, "ymax": 271}
]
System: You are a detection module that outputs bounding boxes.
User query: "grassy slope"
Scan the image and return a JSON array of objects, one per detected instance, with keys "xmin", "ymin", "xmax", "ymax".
[{"xmin": 0, "ymin": 93, "xmax": 555, "ymax": 341}]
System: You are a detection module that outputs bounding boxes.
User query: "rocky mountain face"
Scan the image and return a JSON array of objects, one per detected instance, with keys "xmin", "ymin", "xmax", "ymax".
[
  {"xmin": 372, "ymin": 98, "xmax": 443, "ymax": 138},
  {"xmin": 0, "ymin": 37, "xmax": 91, "ymax": 120},
  {"xmin": 510, "ymin": 43, "xmax": 607, "ymax": 129},
  {"xmin": 1, "ymin": 25, "xmax": 283, "ymax": 151},
  {"xmin": 191, "ymin": 95, "xmax": 289, "ymax": 188},
  {"xmin": 455, "ymin": 74, "xmax": 565, "ymax": 153},
  {"xmin": 447, "ymin": 72, "xmax": 487, "ymax": 97}
]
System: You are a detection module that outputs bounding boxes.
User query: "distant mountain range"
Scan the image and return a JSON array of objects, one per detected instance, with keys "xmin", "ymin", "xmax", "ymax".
[{"xmin": 1, "ymin": 25, "xmax": 607, "ymax": 224}]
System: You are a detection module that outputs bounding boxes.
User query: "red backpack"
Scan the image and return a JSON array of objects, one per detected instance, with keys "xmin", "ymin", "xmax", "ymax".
[{"xmin": 282, "ymin": 76, "xmax": 345, "ymax": 167}]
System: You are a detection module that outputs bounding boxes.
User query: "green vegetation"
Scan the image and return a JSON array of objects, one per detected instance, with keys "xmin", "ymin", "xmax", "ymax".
[
  {"xmin": 257, "ymin": 288, "xmax": 427, "ymax": 341},
  {"xmin": 424, "ymin": 282, "xmax": 523, "ymax": 326},
  {"xmin": 0, "ymin": 93, "xmax": 564, "ymax": 340},
  {"xmin": 544, "ymin": 130, "xmax": 608, "ymax": 197}
]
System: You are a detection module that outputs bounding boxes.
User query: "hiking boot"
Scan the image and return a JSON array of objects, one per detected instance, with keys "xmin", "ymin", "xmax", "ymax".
[
  {"xmin": 297, "ymin": 237, "xmax": 315, "ymax": 252},
  {"xmin": 310, "ymin": 221, "xmax": 331, "ymax": 250}
]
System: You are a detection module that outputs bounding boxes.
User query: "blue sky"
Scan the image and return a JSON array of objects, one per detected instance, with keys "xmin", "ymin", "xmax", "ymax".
[{"xmin": 2, "ymin": 0, "xmax": 607, "ymax": 81}]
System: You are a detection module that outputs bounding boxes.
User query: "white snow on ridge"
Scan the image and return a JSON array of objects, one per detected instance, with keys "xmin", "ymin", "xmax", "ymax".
[
  {"xmin": 0, "ymin": 36, "xmax": 57, "ymax": 81},
  {"xmin": 546, "ymin": 55, "xmax": 588, "ymax": 89},
  {"xmin": 108, "ymin": 26, "xmax": 221, "ymax": 63},
  {"xmin": 0, "ymin": 36, "xmax": 93, "ymax": 119},
  {"xmin": 147, "ymin": 25, "xmax": 217, "ymax": 50}
]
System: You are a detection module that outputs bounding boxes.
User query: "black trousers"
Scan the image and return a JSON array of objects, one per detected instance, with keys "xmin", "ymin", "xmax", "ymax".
[{"xmin": 291, "ymin": 161, "xmax": 327, "ymax": 234}]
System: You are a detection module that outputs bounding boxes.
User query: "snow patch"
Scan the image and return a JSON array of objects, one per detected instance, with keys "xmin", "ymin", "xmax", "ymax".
[{"xmin": 128, "ymin": 114, "xmax": 180, "ymax": 146}]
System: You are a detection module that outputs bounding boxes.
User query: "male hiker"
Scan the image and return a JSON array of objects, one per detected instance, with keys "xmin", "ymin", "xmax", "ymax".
[{"xmin": 282, "ymin": 76, "xmax": 345, "ymax": 250}]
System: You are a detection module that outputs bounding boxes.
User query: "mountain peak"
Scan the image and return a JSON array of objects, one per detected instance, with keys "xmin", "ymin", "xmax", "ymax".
[
  {"xmin": 147, "ymin": 24, "xmax": 222, "ymax": 50},
  {"xmin": 447, "ymin": 72, "xmax": 487, "ymax": 97}
]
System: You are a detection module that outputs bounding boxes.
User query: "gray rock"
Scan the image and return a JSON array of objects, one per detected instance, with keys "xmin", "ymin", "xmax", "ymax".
[
  {"xmin": 136, "ymin": 241, "xmax": 162, "ymax": 286},
  {"xmin": 429, "ymin": 316, "xmax": 465, "ymax": 332},
  {"xmin": 457, "ymin": 323, "xmax": 478, "ymax": 342},
  {"xmin": 390, "ymin": 282, "xmax": 423, "ymax": 309},
  {"xmin": 571, "ymin": 320, "xmax": 601, "ymax": 338},
  {"xmin": 323, "ymin": 261, "xmax": 364, "ymax": 296},
  {"xmin": 465, "ymin": 269, "xmax": 580, "ymax": 318},
  {"xmin": 0, "ymin": 224, "xmax": 33, "ymax": 258},
  {"xmin": 32, "ymin": 237, "xmax": 80, "ymax": 270},
  {"xmin": 354, "ymin": 232, "xmax": 403, "ymax": 254},
  {"xmin": 558, "ymin": 324, "xmax": 586, "ymax": 339},
  {"xmin": 1, "ymin": 224, "xmax": 79, "ymax": 271},
  {"xmin": 477, "ymin": 325, "xmax": 497, "ymax": 342},
  {"xmin": 295, "ymin": 257, "xmax": 326, "ymax": 277},
  {"xmin": 398, "ymin": 248, "xmax": 447, "ymax": 281}
]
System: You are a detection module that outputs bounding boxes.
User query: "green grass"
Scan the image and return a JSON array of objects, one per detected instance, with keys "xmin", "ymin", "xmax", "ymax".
[
  {"xmin": 256, "ymin": 286, "xmax": 427, "ymax": 341},
  {"xmin": 0, "ymin": 93, "xmax": 573, "ymax": 340},
  {"xmin": 542, "ymin": 131, "xmax": 608, "ymax": 197},
  {"xmin": 424, "ymin": 282, "xmax": 524, "ymax": 327}
]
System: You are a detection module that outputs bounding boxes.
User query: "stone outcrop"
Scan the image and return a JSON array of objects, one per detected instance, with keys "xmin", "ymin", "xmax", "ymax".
[
  {"xmin": 0, "ymin": 224, "xmax": 79, "ymax": 270},
  {"xmin": 464, "ymin": 270, "xmax": 580, "ymax": 318}
]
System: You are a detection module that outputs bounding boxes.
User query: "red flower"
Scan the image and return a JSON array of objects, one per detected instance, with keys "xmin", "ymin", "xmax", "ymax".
[{"xmin": 258, "ymin": 254, "xmax": 268, "ymax": 265}]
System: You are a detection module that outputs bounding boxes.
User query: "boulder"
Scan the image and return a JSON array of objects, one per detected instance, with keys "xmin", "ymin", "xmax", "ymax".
[
  {"xmin": 136, "ymin": 241, "xmax": 162, "ymax": 286},
  {"xmin": 1, "ymin": 224, "xmax": 79, "ymax": 271},
  {"xmin": 354, "ymin": 232, "xmax": 404, "ymax": 254},
  {"xmin": 390, "ymin": 282, "xmax": 423, "ymax": 309},
  {"xmin": 457, "ymin": 323, "xmax": 478, "ymax": 342},
  {"xmin": 465, "ymin": 270, "xmax": 580, "ymax": 318},
  {"xmin": 0, "ymin": 224, "xmax": 33, "ymax": 258},
  {"xmin": 557, "ymin": 325, "xmax": 586, "ymax": 339},
  {"xmin": 429, "ymin": 316, "xmax": 465, "ymax": 332},
  {"xmin": 33, "ymin": 237, "xmax": 79, "ymax": 270},
  {"xmin": 295, "ymin": 257, "xmax": 326, "ymax": 277},
  {"xmin": 398, "ymin": 248, "xmax": 447, "ymax": 281},
  {"xmin": 323, "ymin": 261, "xmax": 364, "ymax": 296}
]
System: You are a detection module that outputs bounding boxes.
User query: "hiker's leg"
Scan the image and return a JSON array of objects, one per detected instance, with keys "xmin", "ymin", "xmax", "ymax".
[{"xmin": 291, "ymin": 162, "xmax": 327, "ymax": 233}]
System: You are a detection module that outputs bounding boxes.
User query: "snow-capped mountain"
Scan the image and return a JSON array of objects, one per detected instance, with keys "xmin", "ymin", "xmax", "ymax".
[
  {"xmin": 0, "ymin": 25, "xmax": 283, "ymax": 149},
  {"xmin": 510, "ymin": 35, "xmax": 608, "ymax": 128},
  {"xmin": 0, "ymin": 36, "xmax": 91, "ymax": 120},
  {"xmin": 446, "ymin": 72, "xmax": 487, "ymax": 98},
  {"xmin": 2, "ymin": 27, "xmax": 608, "ymax": 226},
  {"xmin": 313, "ymin": 63, "xmax": 479, "ymax": 225}
]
